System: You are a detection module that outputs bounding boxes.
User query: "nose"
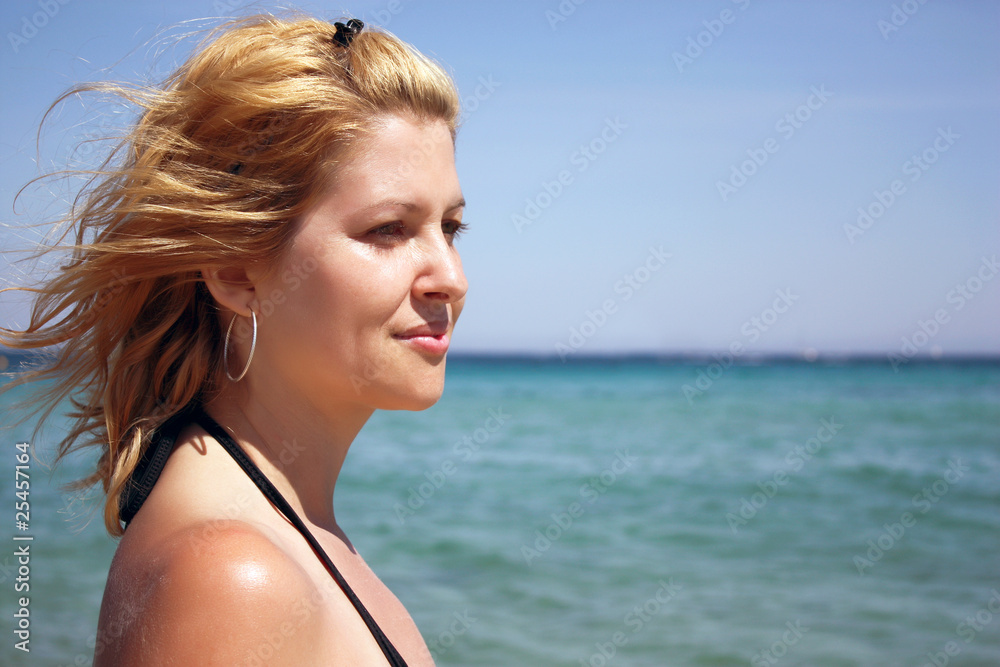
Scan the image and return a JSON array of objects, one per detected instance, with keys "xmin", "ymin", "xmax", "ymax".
[{"xmin": 413, "ymin": 229, "xmax": 468, "ymax": 306}]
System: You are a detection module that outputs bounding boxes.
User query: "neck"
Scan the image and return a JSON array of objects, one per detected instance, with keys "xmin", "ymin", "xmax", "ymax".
[{"xmin": 204, "ymin": 375, "xmax": 375, "ymax": 533}]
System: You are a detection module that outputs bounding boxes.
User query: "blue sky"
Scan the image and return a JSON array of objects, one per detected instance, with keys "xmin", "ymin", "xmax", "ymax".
[{"xmin": 1, "ymin": 0, "xmax": 997, "ymax": 357}]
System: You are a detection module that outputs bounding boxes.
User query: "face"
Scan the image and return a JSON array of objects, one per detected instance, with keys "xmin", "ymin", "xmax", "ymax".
[{"xmin": 246, "ymin": 114, "xmax": 467, "ymax": 412}]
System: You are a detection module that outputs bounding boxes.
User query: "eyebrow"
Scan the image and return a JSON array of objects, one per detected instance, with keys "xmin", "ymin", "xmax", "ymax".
[{"xmin": 362, "ymin": 197, "xmax": 466, "ymax": 214}]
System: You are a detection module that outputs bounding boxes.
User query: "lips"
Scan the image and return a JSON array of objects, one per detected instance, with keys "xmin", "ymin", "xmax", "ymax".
[
  {"xmin": 393, "ymin": 321, "xmax": 449, "ymax": 338},
  {"xmin": 393, "ymin": 321, "xmax": 450, "ymax": 355}
]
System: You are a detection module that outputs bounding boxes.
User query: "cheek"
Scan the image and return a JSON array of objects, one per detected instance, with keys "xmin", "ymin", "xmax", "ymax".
[
  {"xmin": 269, "ymin": 247, "xmax": 409, "ymax": 348},
  {"xmin": 338, "ymin": 245, "xmax": 417, "ymax": 307}
]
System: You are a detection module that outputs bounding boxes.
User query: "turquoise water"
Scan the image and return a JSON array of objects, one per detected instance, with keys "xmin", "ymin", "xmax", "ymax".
[{"xmin": 1, "ymin": 358, "xmax": 999, "ymax": 666}]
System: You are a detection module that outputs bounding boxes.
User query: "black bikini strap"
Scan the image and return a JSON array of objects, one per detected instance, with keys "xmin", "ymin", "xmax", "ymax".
[
  {"xmin": 192, "ymin": 407, "xmax": 408, "ymax": 667},
  {"xmin": 120, "ymin": 404, "xmax": 199, "ymax": 527}
]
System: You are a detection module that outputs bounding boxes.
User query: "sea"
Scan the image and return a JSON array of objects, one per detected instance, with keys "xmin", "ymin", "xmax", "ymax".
[{"xmin": 1, "ymin": 355, "xmax": 998, "ymax": 666}]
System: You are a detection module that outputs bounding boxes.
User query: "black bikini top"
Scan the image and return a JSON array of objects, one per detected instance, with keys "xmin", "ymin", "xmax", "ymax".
[{"xmin": 119, "ymin": 404, "xmax": 409, "ymax": 667}]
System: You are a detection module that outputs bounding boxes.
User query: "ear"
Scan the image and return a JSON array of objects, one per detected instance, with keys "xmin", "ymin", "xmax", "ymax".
[{"xmin": 200, "ymin": 265, "xmax": 257, "ymax": 316}]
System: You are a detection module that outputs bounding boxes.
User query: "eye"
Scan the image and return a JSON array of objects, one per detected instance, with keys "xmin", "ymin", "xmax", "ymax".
[
  {"xmin": 444, "ymin": 220, "xmax": 468, "ymax": 239},
  {"xmin": 367, "ymin": 222, "xmax": 405, "ymax": 240}
]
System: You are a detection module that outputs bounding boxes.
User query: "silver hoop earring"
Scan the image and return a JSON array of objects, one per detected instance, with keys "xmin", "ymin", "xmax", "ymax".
[{"xmin": 224, "ymin": 311, "xmax": 257, "ymax": 382}]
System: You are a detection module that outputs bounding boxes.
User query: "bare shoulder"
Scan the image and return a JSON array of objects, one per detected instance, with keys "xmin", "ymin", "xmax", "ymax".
[{"xmin": 94, "ymin": 520, "xmax": 329, "ymax": 667}]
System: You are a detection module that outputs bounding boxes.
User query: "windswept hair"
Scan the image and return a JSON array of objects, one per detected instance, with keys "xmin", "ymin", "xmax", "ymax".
[{"xmin": 0, "ymin": 14, "xmax": 460, "ymax": 536}]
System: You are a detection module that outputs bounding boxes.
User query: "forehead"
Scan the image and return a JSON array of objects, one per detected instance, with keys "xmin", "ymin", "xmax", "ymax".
[{"xmin": 333, "ymin": 115, "xmax": 459, "ymax": 206}]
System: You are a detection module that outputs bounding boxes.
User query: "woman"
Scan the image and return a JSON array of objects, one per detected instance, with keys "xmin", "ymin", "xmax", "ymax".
[{"xmin": 2, "ymin": 14, "xmax": 466, "ymax": 666}]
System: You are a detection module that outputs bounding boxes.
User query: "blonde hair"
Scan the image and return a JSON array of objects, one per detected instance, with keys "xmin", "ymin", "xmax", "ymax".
[{"xmin": 0, "ymin": 14, "xmax": 460, "ymax": 536}]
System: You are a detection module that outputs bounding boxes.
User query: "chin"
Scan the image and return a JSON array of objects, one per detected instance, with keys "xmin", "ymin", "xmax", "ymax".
[
  {"xmin": 399, "ymin": 394, "xmax": 442, "ymax": 411},
  {"xmin": 374, "ymin": 374, "xmax": 446, "ymax": 411},
  {"xmin": 378, "ymin": 391, "xmax": 443, "ymax": 412}
]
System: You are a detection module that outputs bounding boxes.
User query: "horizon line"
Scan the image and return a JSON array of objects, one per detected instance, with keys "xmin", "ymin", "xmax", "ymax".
[{"xmin": 5, "ymin": 347, "xmax": 999, "ymax": 368}]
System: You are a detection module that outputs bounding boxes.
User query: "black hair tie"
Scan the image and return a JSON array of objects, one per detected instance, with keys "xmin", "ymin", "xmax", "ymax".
[{"xmin": 332, "ymin": 19, "xmax": 364, "ymax": 47}]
